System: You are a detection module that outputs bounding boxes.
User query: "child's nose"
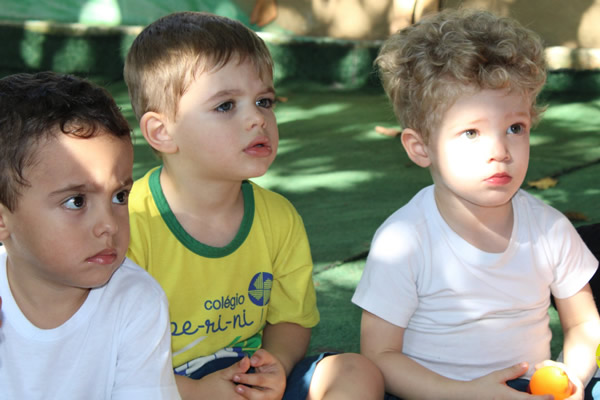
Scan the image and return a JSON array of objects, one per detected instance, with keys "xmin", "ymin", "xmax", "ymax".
[
  {"xmin": 245, "ymin": 107, "xmax": 267, "ymax": 131},
  {"xmin": 93, "ymin": 206, "xmax": 119, "ymax": 238},
  {"xmin": 488, "ymin": 135, "xmax": 511, "ymax": 162}
]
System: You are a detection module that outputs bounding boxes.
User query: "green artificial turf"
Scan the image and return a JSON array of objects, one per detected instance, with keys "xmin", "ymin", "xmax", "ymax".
[{"xmin": 104, "ymin": 78, "xmax": 600, "ymax": 359}]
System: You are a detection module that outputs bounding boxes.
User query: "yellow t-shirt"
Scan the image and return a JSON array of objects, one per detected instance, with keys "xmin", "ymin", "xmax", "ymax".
[{"xmin": 127, "ymin": 167, "xmax": 319, "ymax": 375}]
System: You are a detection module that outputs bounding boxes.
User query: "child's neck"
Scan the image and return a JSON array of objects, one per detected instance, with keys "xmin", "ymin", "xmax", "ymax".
[
  {"xmin": 6, "ymin": 260, "xmax": 90, "ymax": 329},
  {"xmin": 434, "ymin": 190, "xmax": 514, "ymax": 254},
  {"xmin": 159, "ymin": 167, "xmax": 246, "ymax": 248}
]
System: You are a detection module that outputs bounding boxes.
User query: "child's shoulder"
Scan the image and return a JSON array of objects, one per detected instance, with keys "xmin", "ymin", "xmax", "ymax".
[
  {"xmin": 105, "ymin": 257, "xmax": 166, "ymax": 301},
  {"xmin": 370, "ymin": 185, "xmax": 435, "ymax": 250},
  {"xmin": 379, "ymin": 185, "xmax": 434, "ymax": 231},
  {"xmin": 128, "ymin": 167, "xmax": 165, "ymax": 218},
  {"xmin": 130, "ymin": 166, "xmax": 159, "ymax": 198},
  {"xmin": 512, "ymin": 189, "xmax": 585, "ymax": 253},
  {"xmin": 247, "ymin": 181, "xmax": 309, "ymax": 238},
  {"xmin": 247, "ymin": 180, "xmax": 297, "ymax": 213},
  {"xmin": 513, "ymin": 189, "xmax": 570, "ymax": 228}
]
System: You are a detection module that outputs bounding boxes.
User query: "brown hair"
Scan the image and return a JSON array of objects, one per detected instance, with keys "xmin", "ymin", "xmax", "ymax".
[{"xmin": 124, "ymin": 11, "xmax": 274, "ymax": 122}]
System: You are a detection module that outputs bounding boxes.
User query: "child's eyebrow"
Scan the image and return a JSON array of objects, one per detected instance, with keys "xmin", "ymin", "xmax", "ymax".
[
  {"xmin": 452, "ymin": 111, "xmax": 531, "ymax": 130},
  {"xmin": 446, "ymin": 118, "xmax": 484, "ymax": 131},
  {"xmin": 509, "ymin": 111, "xmax": 531, "ymax": 119},
  {"xmin": 50, "ymin": 184, "xmax": 89, "ymax": 196},
  {"xmin": 50, "ymin": 178, "xmax": 133, "ymax": 196},
  {"xmin": 205, "ymin": 89, "xmax": 240, "ymax": 104},
  {"xmin": 206, "ymin": 86, "xmax": 276, "ymax": 103}
]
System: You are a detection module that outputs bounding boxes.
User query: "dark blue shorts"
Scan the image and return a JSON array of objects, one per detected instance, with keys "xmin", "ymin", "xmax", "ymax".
[{"xmin": 188, "ymin": 352, "xmax": 335, "ymax": 399}]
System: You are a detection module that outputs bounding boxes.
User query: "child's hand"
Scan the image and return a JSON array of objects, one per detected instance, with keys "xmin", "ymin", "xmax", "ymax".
[
  {"xmin": 469, "ymin": 363, "xmax": 554, "ymax": 399},
  {"xmin": 533, "ymin": 361, "xmax": 582, "ymax": 400},
  {"xmin": 232, "ymin": 349, "xmax": 286, "ymax": 400},
  {"xmin": 178, "ymin": 357, "xmax": 251, "ymax": 400}
]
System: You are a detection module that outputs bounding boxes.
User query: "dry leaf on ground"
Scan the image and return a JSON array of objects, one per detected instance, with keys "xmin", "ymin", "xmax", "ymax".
[
  {"xmin": 375, "ymin": 126, "xmax": 401, "ymax": 137},
  {"xmin": 527, "ymin": 176, "xmax": 558, "ymax": 190},
  {"xmin": 563, "ymin": 211, "xmax": 589, "ymax": 222}
]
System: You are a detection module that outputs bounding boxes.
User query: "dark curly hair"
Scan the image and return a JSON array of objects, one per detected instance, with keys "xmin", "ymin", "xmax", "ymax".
[{"xmin": 0, "ymin": 71, "xmax": 131, "ymax": 211}]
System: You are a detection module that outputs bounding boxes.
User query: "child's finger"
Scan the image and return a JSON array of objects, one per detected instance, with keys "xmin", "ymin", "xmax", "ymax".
[
  {"xmin": 249, "ymin": 348, "xmax": 273, "ymax": 367},
  {"xmin": 220, "ymin": 356, "xmax": 252, "ymax": 381},
  {"xmin": 233, "ymin": 371, "xmax": 284, "ymax": 395},
  {"xmin": 495, "ymin": 362, "xmax": 529, "ymax": 383},
  {"xmin": 237, "ymin": 356, "xmax": 251, "ymax": 372},
  {"xmin": 234, "ymin": 383, "xmax": 265, "ymax": 400},
  {"xmin": 233, "ymin": 371, "xmax": 269, "ymax": 388},
  {"xmin": 234, "ymin": 378, "xmax": 283, "ymax": 400}
]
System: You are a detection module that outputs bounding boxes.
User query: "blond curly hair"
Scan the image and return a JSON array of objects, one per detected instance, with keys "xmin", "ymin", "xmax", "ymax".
[{"xmin": 376, "ymin": 8, "xmax": 547, "ymax": 143}]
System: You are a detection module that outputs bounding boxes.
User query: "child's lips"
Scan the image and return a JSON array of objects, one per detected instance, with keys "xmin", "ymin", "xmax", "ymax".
[
  {"xmin": 485, "ymin": 173, "xmax": 512, "ymax": 185},
  {"xmin": 244, "ymin": 137, "xmax": 273, "ymax": 157},
  {"xmin": 86, "ymin": 249, "xmax": 118, "ymax": 265}
]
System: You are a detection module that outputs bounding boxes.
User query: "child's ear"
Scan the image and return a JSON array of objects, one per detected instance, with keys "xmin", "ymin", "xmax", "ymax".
[
  {"xmin": 0, "ymin": 203, "xmax": 10, "ymax": 241},
  {"xmin": 401, "ymin": 128, "xmax": 431, "ymax": 168},
  {"xmin": 139, "ymin": 112, "xmax": 178, "ymax": 154}
]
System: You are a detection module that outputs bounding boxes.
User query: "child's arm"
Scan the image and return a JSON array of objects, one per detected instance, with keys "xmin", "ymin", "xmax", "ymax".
[
  {"xmin": 361, "ymin": 311, "xmax": 553, "ymax": 400},
  {"xmin": 554, "ymin": 283, "xmax": 600, "ymax": 393},
  {"xmin": 261, "ymin": 322, "xmax": 311, "ymax": 375}
]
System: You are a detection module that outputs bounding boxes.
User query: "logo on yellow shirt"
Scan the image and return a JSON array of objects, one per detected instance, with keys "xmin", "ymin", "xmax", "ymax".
[{"xmin": 248, "ymin": 272, "xmax": 273, "ymax": 306}]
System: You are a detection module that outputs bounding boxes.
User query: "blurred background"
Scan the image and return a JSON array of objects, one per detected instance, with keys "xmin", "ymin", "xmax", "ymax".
[{"xmin": 2, "ymin": 0, "xmax": 600, "ymax": 82}]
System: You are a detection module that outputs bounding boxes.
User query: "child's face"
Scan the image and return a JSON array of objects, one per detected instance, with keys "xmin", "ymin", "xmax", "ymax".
[
  {"xmin": 165, "ymin": 57, "xmax": 278, "ymax": 181},
  {"xmin": 0, "ymin": 132, "xmax": 133, "ymax": 291},
  {"xmin": 427, "ymin": 89, "xmax": 531, "ymax": 210}
]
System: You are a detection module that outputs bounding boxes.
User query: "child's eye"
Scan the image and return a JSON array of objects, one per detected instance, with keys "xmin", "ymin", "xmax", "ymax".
[
  {"xmin": 256, "ymin": 98, "xmax": 274, "ymax": 109},
  {"xmin": 63, "ymin": 195, "xmax": 86, "ymax": 210},
  {"xmin": 112, "ymin": 190, "xmax": 129, "ymax": 205},
  {"xmin": 216, "ymin": 101, "xmax": 234, "ymax": 112},
  {"xmin": 461, "ymin": 129, "xmax": 478, "ymax": 139},
  {"xmin": 507, "ymin": 123, "xmax": 525, "ymax": 135}
]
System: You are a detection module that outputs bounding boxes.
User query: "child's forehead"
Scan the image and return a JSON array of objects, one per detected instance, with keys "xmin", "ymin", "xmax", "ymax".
[
  {"xmin": 439, "ymin": 89, "xmax": 532, "ymax": 127},
  {"xmin": 180, "ymin": 58, "xmax": 273, "ymax": 103},
  {"xmin": 193, "ymin": 54, "xmax": 271, "ymax": 81},
  {"xmin": 453, "ymin": 87, "xmax": 518, "ymax": 102},
  {"xmin": 30, "ymin": 131, "xmax": 131, "ymax": 174}
]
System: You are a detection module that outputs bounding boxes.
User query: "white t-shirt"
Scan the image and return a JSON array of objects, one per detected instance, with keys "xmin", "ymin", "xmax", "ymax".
[
  {"xmin": 352, "ymin": 185, "xmax": 598, "ymax": 380},
  {"xmin": 0, "ymin": 250, "xmax": 181, "ymax": 399}
]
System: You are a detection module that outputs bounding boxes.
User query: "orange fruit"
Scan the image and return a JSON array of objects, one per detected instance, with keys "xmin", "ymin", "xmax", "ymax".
[{"xmin": 529, "ymin": 365, "xmax": 573, "ymax": 400}]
